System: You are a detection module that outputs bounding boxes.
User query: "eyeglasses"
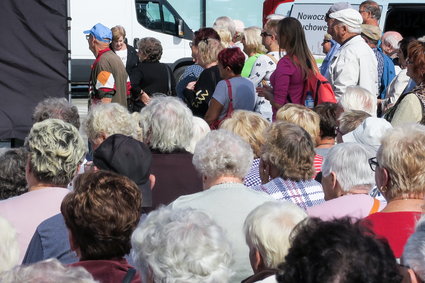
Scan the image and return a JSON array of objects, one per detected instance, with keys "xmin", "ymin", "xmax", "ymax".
[
  {"xmin": 323, "ymin": 39, "xmax": 331, "ymax": 43},
  {"xmin": 368, "ymin": 157, "xmax": 379, "ymax": 172},
  {"xmin": 260, "ymin": 31, "xmax": 272, "ymax": 37}
]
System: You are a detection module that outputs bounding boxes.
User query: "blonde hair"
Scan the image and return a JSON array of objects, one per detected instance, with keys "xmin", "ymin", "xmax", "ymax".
[
  {"xmin": 276, "ymin": 104, "xmax": 321, "ymax": 146},
  {"xmin": 220, "ymin": 110, "xmax": 270, "ymax": 158},
  {"xmin": 216, "ymin": 29, "xmax": 232, "ymax": 48},
  {"xmin": 378, "ymin": 124, "xmax": 425, "ymax": 200},
  {"xmin": 197, "ymin": 39, "xmax": 224, "ymax": 66},
  {"xmin": 26, "ymin": 119, "xmax": 85, "ymax": 187},
  {"xmin": 261, "ymin": 121, "xmax": 315, "ymax": 181},
  {"xmin": 243, "ymin": 26, "xmax": 267, "ymax": 54},
  {"xmin": 111, "ymin": 25, "xmax": 126, "ymax": 41}
]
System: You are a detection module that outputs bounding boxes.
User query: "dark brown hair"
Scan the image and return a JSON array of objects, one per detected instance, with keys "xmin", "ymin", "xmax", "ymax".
[
  {"xmin": 61, "ymin": 170, "xmax": 142, "ymax": 260},
  {"xmin": 277, "ymin": 17, "xmax": 318, "ymax": 79}
]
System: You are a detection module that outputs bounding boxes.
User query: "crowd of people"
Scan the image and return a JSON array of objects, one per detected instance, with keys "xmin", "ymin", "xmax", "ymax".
[{"xmin": 0, "ymin": 1, "xmax": 425, "ymax": 282}]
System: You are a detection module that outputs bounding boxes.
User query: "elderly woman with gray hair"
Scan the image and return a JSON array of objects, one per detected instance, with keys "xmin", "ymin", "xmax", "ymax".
[
  {"xmin": 131, "ymin": 206, "xmax": 233, "ymax": 283},
  {"xmin": 139, "ymin": 96, "xmax": 202, "ymax": 209},
  {"xmin": 130, "ymin": 37, "xmax": 176, "ymax": 112},
  {"xmin": 243, "ymin": 201, "xmax": 307, "ymax": 283},
  {"xmin": 85, "ymin": 102, "xmax": 142, "ymax": 150},
  {"xmin": 364, "ymin": 124, "xmax": 425, "ymax": 259},
  {"xmin": 307, "ymin": 143, "xmax": 384, "ymax": 220},
  {"xmin": 0, "ymin": 119, "xmax": 85, "ymax": 262},
  {"xmin": 171, "ymin": 129, "xmax": 273, "ymax": 282}
]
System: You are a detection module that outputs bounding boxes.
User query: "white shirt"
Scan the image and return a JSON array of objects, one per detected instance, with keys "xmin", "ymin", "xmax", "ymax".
[
  {"xmin": 329, "ymin": 35, "xmax": 378, "ymax": 99},
  {"xmin": 171, "ymin": 183, "xmax": 274, "ymax": 283},
  {"xmin": 249, "ymin": 51, "xmax": 281, "ymax": 122},
  {"xmin": 115, "ymin": 49, "xmax": 127, "ymax": 67}
]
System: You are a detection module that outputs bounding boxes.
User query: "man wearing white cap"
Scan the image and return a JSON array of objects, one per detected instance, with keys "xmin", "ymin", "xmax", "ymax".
[
  {"xmin": 327, "ymin": 9, "xmax": 378, "ymax": 100},
  {"xmin": 84, "ymin": 23, "xmax": 129, "ymax": 108}
]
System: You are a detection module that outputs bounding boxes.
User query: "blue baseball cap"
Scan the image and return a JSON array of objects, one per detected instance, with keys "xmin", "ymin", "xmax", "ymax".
[{"xmin": 83, "ymin": 23, "xmax": 112, "ymax": 43}]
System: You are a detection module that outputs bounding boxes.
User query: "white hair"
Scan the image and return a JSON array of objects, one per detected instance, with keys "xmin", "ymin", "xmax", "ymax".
[
  {"xmin": 266, "ymin": 14, "xmax": 285, "ymax": 21},
  {"xmin": 185, "ymin": 116, "xmax": 210, "ymax": 154},
  {"xmin": 339, "ymin": 85, "xmax": 377, "ymax": 116},
  {"xmin": 336, "ymin": 21, "xmax": 361, "ymax": 34},
  {"xmin": 0, "ymin": 258, "xmax": 98, "ymax": 283},
  {"xmin": 84, "ymin": 103, "xmax": 140, "ymax": 142},
  {"xmin": 139, "ymin": 96, "xmax": 193, "ymax": 153},
  {"xmin": 382, "ymin": 31, "xmax": 403, "ymax": 50},
  {"xmin": 244, "ymin": 201, "xmax": 307, "ymax": 269},
  {"xmin": 131, "ymin": 206, "xmax": 233, "ymax": 283},
  {"xmin": 193, "ymin": 129, "xmax": 254, "ymax": 179},
  {"xmin": 322, "ymin": 143, "xmax": 375, "ymax": 192},
  {"xmin": 0, "ymin": 217, "xmax": 19, "ymax": 273},
  {"xmin": 213, "ymin": 16, "xmax": 236, "ymax": 38},
  {"xmin": 402, "ymin": 215, "xmax": 425, "ymax": 281}
]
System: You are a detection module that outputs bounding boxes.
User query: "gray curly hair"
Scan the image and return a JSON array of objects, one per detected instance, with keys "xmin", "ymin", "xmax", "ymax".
[
  {"xmin": 25, "ymin": 119, "xmax": 85, "ymax": 187},
  {"xmin": 139, "ymin": 96, "xmax": 193, "ymax": 153},
  {"xmin": 193, "ymin": 129, "xmax": 253, "ymax": 179},
  {"xmin": 84, "ymin": 103, "xmax": 141, "ymax": 143},
  {"xmin": 131, "ymin": 206, "xmax": 233, "ymax": 283},
  {"xmin": 33, "ymin": 97, "xmax": 80, "ymax": 130}
]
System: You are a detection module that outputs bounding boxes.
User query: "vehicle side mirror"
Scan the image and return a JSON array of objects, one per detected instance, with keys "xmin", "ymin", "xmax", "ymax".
[{"xmin": 177, "ymin": 19, "xmax": 184, "ymax": 37}]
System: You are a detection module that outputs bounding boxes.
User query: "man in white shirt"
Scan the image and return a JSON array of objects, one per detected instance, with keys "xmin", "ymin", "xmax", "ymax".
[{"xmin": 327, "ymin": 9, "xmax": 378, "ymax": 99}]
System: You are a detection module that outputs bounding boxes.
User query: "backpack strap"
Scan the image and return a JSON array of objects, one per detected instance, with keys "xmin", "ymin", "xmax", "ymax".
[
  {"xmin": 122, "ymin": 268, "xmax": 136, "ymax": 283},
  {"xmin": 265, "ymin": 53, "xmax": 278, "ymax": 64},
  {"xmin": 368, "ymin": 198, "xmax": 380, "ymax": 215}
]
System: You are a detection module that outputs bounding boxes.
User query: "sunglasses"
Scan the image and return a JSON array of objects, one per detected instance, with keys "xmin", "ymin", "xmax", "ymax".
[
  {"xmin": 260, "ymin": 31, "xmax": 272, "ymax": 37},
  {"xmin": 323, "ymin": 39, "xmax": 331, "ymax": 43}
]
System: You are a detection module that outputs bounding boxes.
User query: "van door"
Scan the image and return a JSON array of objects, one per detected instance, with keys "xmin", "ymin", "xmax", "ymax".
[{"xmin": 384, "ymin": 4, "xmax": 425, "ymax": 38}]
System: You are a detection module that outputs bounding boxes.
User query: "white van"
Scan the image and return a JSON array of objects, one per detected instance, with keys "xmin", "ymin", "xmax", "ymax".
[
  {"xmin": 70, "ymin": 0, "xmax": 193, "ymax": 85},
  {"xmin": 289, "ymin": 0, "xmax": 425, "ymax": 56}
]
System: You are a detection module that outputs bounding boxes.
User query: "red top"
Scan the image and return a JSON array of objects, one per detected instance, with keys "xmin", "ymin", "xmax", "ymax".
[
  {"xmin": 364, "ymin": 211, "xmax": 422, "ymax": 258},
  {"xmin": 71, "ymin": 258, "xmax": 142, "ymax": 283}
]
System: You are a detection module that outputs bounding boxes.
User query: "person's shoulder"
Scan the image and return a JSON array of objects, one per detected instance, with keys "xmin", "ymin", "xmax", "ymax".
[
  {"xmin": 37, "ymin": 213, "xmax": 65, "ymax": 231},
  {"xmin": 170, "ymin": 190, "xmax": 208, "ymax": 208}
]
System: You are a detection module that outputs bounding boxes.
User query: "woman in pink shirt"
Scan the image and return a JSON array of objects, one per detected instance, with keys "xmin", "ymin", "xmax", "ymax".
[{"xmin": 258, "ymin": 17, "xmax": 318, "ymax": 119}]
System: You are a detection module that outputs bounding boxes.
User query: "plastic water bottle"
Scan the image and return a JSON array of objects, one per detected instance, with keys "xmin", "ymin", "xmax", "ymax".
[{"xmin": 305, "ymin": 91, "xmax": 314, "ymax": 109}]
